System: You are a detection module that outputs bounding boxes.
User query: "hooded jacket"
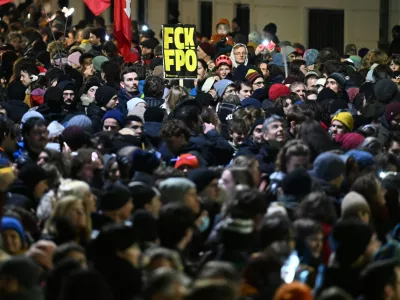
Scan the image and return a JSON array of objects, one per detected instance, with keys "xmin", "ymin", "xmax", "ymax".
[{"xmin": 230, "ymin": 43, "xmax": 249, "ymax": 68}]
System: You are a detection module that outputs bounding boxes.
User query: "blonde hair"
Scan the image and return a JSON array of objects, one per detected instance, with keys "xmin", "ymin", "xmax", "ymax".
[
  {"xmin": 165, "ymin": 86, "xmax": 188, "ymax": 113},
  {"xmin": 57, "ymin": 179, "xmax": 91, "ymax": 200},
  {"xmin": 47, "ymin": 195, "xmax": 91, "ymax": 242},
  {"xmin": 361, "ymin": 49, "xmax": 388, "ymax": 69}
]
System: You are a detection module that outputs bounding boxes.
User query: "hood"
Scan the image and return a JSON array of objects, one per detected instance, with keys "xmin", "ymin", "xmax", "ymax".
[{"xmin": 230, "ymin": 43, "xmax": 248, "ymax": 68}]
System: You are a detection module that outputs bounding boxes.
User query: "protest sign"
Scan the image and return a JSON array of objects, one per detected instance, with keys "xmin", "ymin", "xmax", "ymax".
[{"xmin": 162, "ymin": 24, "xmax": 197, "ymax": 79}]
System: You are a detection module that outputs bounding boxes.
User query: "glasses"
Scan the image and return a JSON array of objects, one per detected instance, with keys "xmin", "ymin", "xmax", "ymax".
[{"xmin": 254, "ymin": 81, "xmax": 264, "ymax": 86}]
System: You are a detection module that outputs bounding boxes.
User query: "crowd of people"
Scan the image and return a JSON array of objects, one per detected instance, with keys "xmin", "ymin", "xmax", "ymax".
[{"xmin": 1, "ymin": 2, "xmax": 400, "ymax": 300}]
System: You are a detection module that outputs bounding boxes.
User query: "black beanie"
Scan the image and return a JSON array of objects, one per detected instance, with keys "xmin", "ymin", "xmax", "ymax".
[
  {"xmin": 95, "ymin": 86, "xmax": 117, "ymax": 107},
  {"xmin": 374, "ymin": 79, "xmax": 398, "ymax": 103},
  {"xmin": 100, "ymin": 183, "xmax": 132, "ymax": 211},
  {"xmin": 333, "ymin": 219, "xmax": 373, "ymax": 267},
  {"xmin": 329, "ymin": 99, "xmax": 348, "ymax": 115},
  {"xmin": 317, "ymin": 88, "xmax": 338, "ymax": 102},
  {"xmin": 128, "ymin": 182, "xmax": 157, "ymax": 209},
  {"xmin": 44, "ymin": 87, "xmax": 63, "ymax": 105},
  {"xmin": 281, "ymin": 168, "xmax": 312, "ymax": 197},
  {"xmin": 195, "ymin": 92, "xmax": 214, "ymax": 107},
  {"xmin": 83, "ymin": 80, "xmax": 101, "ymax": 94},
  {"xmin": 131, "ymin": 149, "xmax": 160, "ymax": 174},
  {"xmin": 144, "ymin": 107, "xmax": 165, "ymax": 123},
  {"xmin": 61, "ymin": 126, "xmax": 89, "ymax": 151},
  {"xmin": 188, "ymin": 168, "xmax": 219, "ymax": 193},
  {"xmin": 19, "ymin": 164, "xmax": 48, "ymax": 189}
]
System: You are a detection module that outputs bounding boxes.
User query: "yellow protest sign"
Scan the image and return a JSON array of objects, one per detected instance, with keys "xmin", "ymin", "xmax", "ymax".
[{"xmin": 162, "ymin": 24, "xmax": 197, "ymax": 79}]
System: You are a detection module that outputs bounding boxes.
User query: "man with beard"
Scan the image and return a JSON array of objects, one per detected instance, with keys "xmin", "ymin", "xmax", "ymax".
[
  {"xmin": 118, "ymin": 68, "xmax": 140, "ymax": 116},
  {"xmin": 57, "ymin": 80, "xmax": 78, "ymax": 123}
]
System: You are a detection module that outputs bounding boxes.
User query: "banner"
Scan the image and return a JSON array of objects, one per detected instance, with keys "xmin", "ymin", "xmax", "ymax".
[{"xmin": 162, "ymin": 24, "xmax": 197, "ymax": 79}]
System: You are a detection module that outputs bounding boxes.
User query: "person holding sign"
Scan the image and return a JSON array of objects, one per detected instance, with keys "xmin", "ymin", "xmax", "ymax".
[{"xmin": 163, "ymin": 25, "xmax": 198, "ymax": 79}]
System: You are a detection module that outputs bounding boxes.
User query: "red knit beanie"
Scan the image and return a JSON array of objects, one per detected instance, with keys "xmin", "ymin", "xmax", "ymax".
[
  {"xmin": 269, "ymin": 84, "xmax": 290, "ymax": 101},
  {"xmin": 335, "ymin": 133, "xmax": 365, "ymax": 151},
  {"xmin": 385, "ymin": 102, "xmax": 400, "ymax": 123}
]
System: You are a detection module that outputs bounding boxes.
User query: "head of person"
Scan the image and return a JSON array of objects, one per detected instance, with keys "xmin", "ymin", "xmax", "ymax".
[
  {"xmin": 52, "ymin": 242, "xmax": 87, "ymax": 268},
  {"xmin": 185, "ymin": 280, "xmax": 236, "ymax": 300},
  {"xmin": 262, "ymin": 114, "xmax": 286, "ymax": 143},
  {"xmin": 120, "ymin": 68, "xmax": 139, "ymax": 93},
  {"xmin": 143, "ymin": 268, "xmax": 188, "ymax": 300},
  {"xmin": 297, "ymin": 192, "xmax": 337, "ymax": 226},
  {"xmin": 219, "ymin": 167, "xmax": 254, "ymax": 200},
  {"xmin": 188, "ymin": 169, "xmax": 221, "ymax": 202},
  {"xmin": 351, "ymin": 173, "xmax": 387, "ymax": 212},
  {"xmin": 100, "ymin": 183, "xmax": 134, "ymax": 222},
  {"xmin": 259, "ymin": 215, "xmax": 294, "ymax": 250},
  {"xmin": 57, "ymin": 81, "xmax": 76, "ymax": 106},
  {"xmin": 20, "ymin": 64, "xmax": 39, "ymax": 87},
  {"xmin": 291, "ymin": 59, "xmax": 308, "ymax": 75},
  {"xmin": 386, "ymin": 132, "xmax": 400, "ymax": 159},
  {"xmin": 165, "ymin": 85, "xmax": 188, "ymax": 112},
  {"xmin": 263, "ymin": 23, "xmax": 277, "ymax": 37},
  {"xmin": 305, "ymin": 73, "xmax": 319, "ymax": 92},
  {"xmin": 228, "ymin": 118, "xmax": 249, "ymax": 146},
  {"xmin": 22, "ymin": 117, "xmax": 48, "ymax": 154},
  {"xmin": 388, "ymin": 56, "xmax": 400, "ymax": 72},
  {"xmin": 161, "ymin": 119, "xmax": 191, "ymax": 155},
  {"xmin": 214, "ymin": 79, "xmax": 236, "ymax": 101},
  {"xmin": 289, "ymin": 82, "xmax": 307, "ymax": 101},
  {"xmin": 125, "ymin": 115, "xmax": 144, "ymax": 136},
  {"xmin": 70, "ymin": 149, "xmax": 102, "ymax": 184},
  {"xmin": 330, "ymin": 112, "xmax": 354, "ymax": 139},
  {"xmin": 0, "ymin": 115, "xmax": 18, "ymax": 154},
  {"xmin": 158, "ymin": 203, "xmax": 196, "ymax": 251},
  {"xmin": 158, "ymin": 177, "xmax": 200, "ymax": 214},
  {"xmin": 89, "ymin": 27, "xmax": 105, "ymax": 46},
  {"xmin": 258, "ymin": 60, "xmax": 269, "ymax": 78},
  {"xmin": 276, "ymin": 139, "xmax": 310, "ymax": 174},
  {"xmin": 144, "ymin": 76, "xmax": 164, "ymax": 99},
  {"xmin": 235, "ymin": 80, "xmax": 253, "ymax": 100},
  {"xmin": 215, "ymin": 55, "xmax": 232, "ymax": 80},
  {"xmin": 140, "ymin": 38, "xmax": 158, "ymax": 57},
  {"xmin": 312, "ymin": 152, "xmax": 345, "ymax": 188},
  {"xmin": 385, "ymin": 103, "xmax": 400, "ymax": 131},
  {"xmin": 326, "ymin": 72, "xmax": 346, "ymax": 94},
  {"xmin": 128, "ymin": 182, "xmax": 161, "ymax": 218},
  {"xmin": 5, "ymin": 32, "xmax": 22, "ymax": 51},
  {"xmin": 95, "ymin": 86, "xmax": 119, "ymax": 110},
  {"xmin": 232, "ymin": 156, "xmax": 261, "ymax": 188},
  {"xmin": 248, "ymin": 118, "xmax": 264, "ymax": 146},
  {"xmin": 231, "ymin": 44, "xmax": 248, "ymax": 66},
  {"xmin": 79, "ymin": 53, "xmax": 94, "ymax": 69},
  {"xmin": 197, "ymin": 42, "xmax": 216, "ymax": 60},
  {"xmin": 57, "ymin": 179, "xmax": 96, "ymax": 213},
  {"xmin": 341, "ymin": 191, "xmax": 371, "ymax": 224},
  {"xmin": 83, "ymin": 80, "xmax": 100, "ymax": 100},
  {"xmin": 362, "ymin": 259, "xmax": 400, "ymax": 300},
  {"xmin": 1, "ymin": 216, "xmax": 27, "ymax": 255},
  {"xmin": 246, "ymin": 69, "xmax": 264, "ymax": 92},
  {"xmin": 102, "ymin": 109, "xmax": 125, "ymax": 132},
  {"xmin": 293, "ymin": 218, "xmax": 323, "ymax": 260},
  {"xmin": 197, "ymin": 59, "xmax": 208, "ymax": 80}
]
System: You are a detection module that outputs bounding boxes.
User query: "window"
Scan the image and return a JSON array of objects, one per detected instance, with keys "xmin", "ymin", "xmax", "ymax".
[
  {"xmin": 138, "ymin": 0, "xmax": 148, "ymax": 24},
  {"xmin": 199, "ymin": 1, "xmax": 212, "ymax": 39},
  {"xmin": 235, "ymin": 4, "xmax": 250, "ymax": 36},
  {"xmin": 167, "ymin": 0, "xmax": 179, "ymax": 24}
]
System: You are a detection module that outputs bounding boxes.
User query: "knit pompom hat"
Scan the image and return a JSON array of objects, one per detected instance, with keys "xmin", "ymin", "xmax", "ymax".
[{"xmin": 245, "ymin": 69, "xmax": 262, "ymax": 84}]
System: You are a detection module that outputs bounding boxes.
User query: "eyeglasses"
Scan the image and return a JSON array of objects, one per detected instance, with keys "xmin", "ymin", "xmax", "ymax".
[{"xmin": 254, "ymin": 81, "xmax": 264, "ymax": 87}]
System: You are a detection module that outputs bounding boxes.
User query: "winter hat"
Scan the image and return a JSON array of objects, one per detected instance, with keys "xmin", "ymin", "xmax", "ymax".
[
  {"xmin": 248, "ymin": 31, "xmax": 261, "ymax": 45},
  {"xmin": 128, "ymin": 182, "xmax": 158, "ymax": 209},
  {"xmin": 128, "ymin": 106, "xmax": 146, "ymax": 121},
  {"xmin": 215, "ymin": 79, "xmax": 234, "ymax": 98},
  {"xmin": 1, "ymin": 216, "xmax": 26, "ymax": 246},
  {"xmin": 198, "ymin": 42, "xmax": 216, "ymax": 58},
  {"xmin": 100, "ymin": 183, "xmax": 132, "ymax": 211},
  {"xmin": 312, "ymin": 152, "xmax": 345, "ymax": 182},
  {"xmin": 269, "ymin": 84, "xmax": 290, "ymax": 101},
  {"xmin": 67, "ymin": 51, "xmax": 81, "ymax": 67},
  {"xmin": 201, "ymin": 77, "xmax": 216, "ymax": 93},
  {"xmin": 140, "ymin": 38, "xmax": 159, "ymax": 50},
  {"xmin": 47, "ymin": 121, "xmax": 64, "ymax": 139},
  {"xmin": 385, "ymin": 102, "xmax": 400, "ymax": 123},
  {"xmin": 92, "ymin": 56, "xmax": 109, "ymax": 72},
  {"xmin": 317, "ymin": 87, "xmax": 337, "ymax": 102},
  {"xmin": 282, "ymin": 168, "xmax": 312, "ymax": 197},
  {"xmin": 95, "ymin": 86, "xmax": 118, "ymax": 107},
  {"xmin": 188, "ymin": 168, "xmax": 219, "ymax": 194},
  {"xmin": 158, "ymin": 177, "xmax": 196, "ymax": 204},
  {"xmin": 44, "ymin": 87, "xmax": 63, "ymax": 105},
  {"xmin": 0, "ymin": 256, "xmax": 40, "ymax": 290},
  {"xmin": 335, "ymin": 133, "xmax": 365, "ymax": 150},
  {"xmin": 216, "ymin": 18, "xmax": 230, "ymax": 27},
  {"xmin": 273, "ymin": 281, "xmax": 312, "ymax": 300},
  {"xmin": 269, "ymin": 53, "xmax": 284, "ymax": 67},
  {"xmin": 83, "ymin": 80, "xmax": 101, "ymax": 94},
  {"xmin": 341, "ymin": 191, "xmax": 371, "ymax": 219},
  {"xmin": 329, "ymin": 99, "xmax": 348, "ymax": 115},
  {"xmin": 221, "ymin": 217, "xmax": 253, "ymax": 235},
  {"xmin": 245, "ymin": 69, "xmax": 262, "ymax": 84},
  {"xmin": 19, "ymin": 163, "xmax": 48, "ymax": 189},
  {"xmin": 345, "ymin": 150, "xmax": 375, "ymax": 171},
  {"xmin": 303, "ymin": 49, "xmax": 319, "ymax": 66},
  {"xmin": 241, "ymin": 97, "xmax": 261, "ymax": 109},
  {"xmin": 127, "ymin": 97, "xmax": 147, "ymax": 111},
  {"xmin": 349, "ymin": 55, "xmax": 362, "ymax": 69},
  {"xmin": 375, "ymin": 80, "xmax": 399, "ymax": 103},
  {"xmin": 332, "ymin": 219, "xmax": 373, "ymax": 267},
  {"xmin": 21, "ymin": 111, "xmax": 45, "ymax": 127},
  {"xmin": 328, "ymin": 72, "xmax": 346, "ymax": 88},
  {"xmin": 61, "ymin": 126, "xmax": 88, "ymax": 151},
  {"xmin": 102, "ymin": 109, "xmax": 125, "ymax": 128},
  {"xmin": 174, "ymin": 154, "xmax": 200, "ymax": 170},
  {"xmin": 67, "ymin": 115, "xmax": 93, "ymax": 133},
  {"xmin": 144, "ymin": 107, "xmax": 165, "ymax": 122},
  {"xmin": 331, "ymin": 112, "xmax": 354, "ymax": 131},
  {"xmin": 195, "ymin": 92, "xmax": 214, "ymax": 107},
  {"xmin": 131, "ymin": 149, "xmax": 160, "ymax": 174}
]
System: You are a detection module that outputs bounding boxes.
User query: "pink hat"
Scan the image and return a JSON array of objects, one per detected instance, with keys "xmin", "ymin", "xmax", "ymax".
[{"xmin": 68, "ymin": 52, "xmax": 81, "ymax": 67}]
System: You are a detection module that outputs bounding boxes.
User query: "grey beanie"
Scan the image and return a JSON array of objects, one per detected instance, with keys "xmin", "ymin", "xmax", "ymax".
[
  {"xmin": 67, "ymin": 115, "xmax": 93, "ymax": 133},
  {"xmin": 158, "ymin": 177, "xmax": 196, "ymax": 204},
  {"xmin": 311, "ymin": 152, "xmax": 345, "ymax": 182},
  {"xmin": 341, "ymin": 191, "xmax": 371, "ymax": 219}
]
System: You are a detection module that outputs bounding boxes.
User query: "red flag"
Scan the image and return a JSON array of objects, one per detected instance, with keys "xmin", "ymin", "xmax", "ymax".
[
  {"xmin": 114, "ymin": 0, "xmax": 138, "ymax": 62},
  {"xmin": 84, "ymin": 0, "xmax": 110, "ymax": 16},
  {"xmin": 0, "ymin": 0, "xmax": 13, "ymax": 5}
]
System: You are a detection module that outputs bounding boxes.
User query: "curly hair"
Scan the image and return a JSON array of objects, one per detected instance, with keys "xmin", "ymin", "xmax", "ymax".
[{"xmin": 160, "ymin": 119, "xmax": 191, "ymax": 140}]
